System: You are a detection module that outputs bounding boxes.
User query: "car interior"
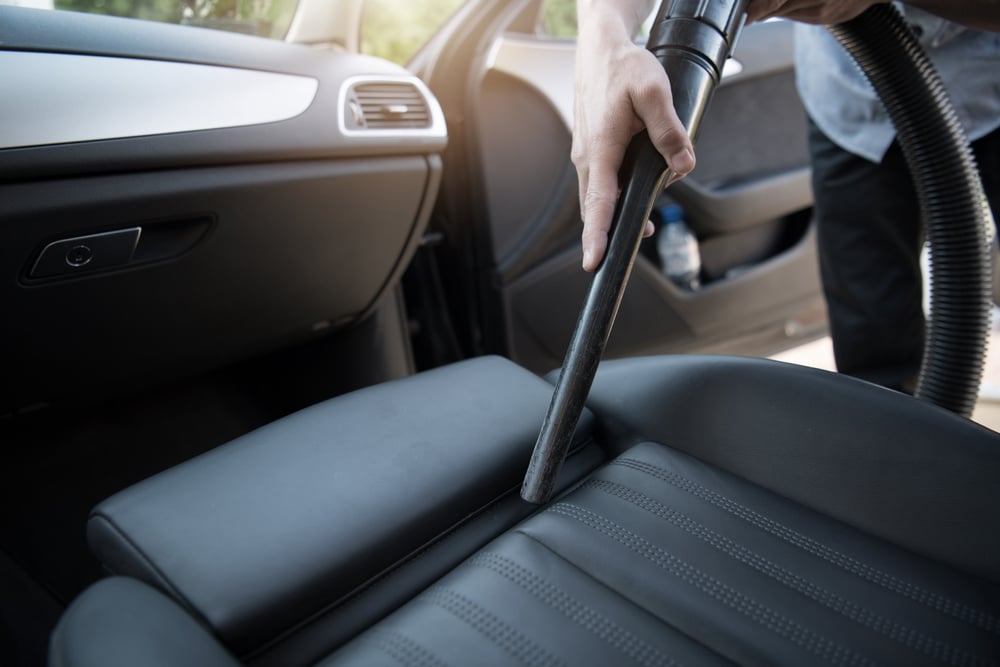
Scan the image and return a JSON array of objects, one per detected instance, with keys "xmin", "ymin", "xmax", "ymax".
[{"xmin": 1, "ymin": 1, "xmax": 998, "ymax": 666}]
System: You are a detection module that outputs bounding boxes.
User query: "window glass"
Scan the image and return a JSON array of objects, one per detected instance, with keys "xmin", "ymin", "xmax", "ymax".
[
  {"xmin": 0, "ymin": 0, "xmax": 298, "ymax": 39},
  {"xmin": 360, "ymin": 0, "xmax": 463, "ymax": 65},
  {"xmin": 537, "ymin": 0, "xmax": 654, "ymax": 41},
  {"xmin": 539, "ymin": 0, "xmax": 576, "ymax": 38}
]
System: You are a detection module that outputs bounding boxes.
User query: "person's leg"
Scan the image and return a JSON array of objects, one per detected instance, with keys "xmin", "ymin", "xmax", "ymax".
[
  {"xmin": 809, "ymin": 118, "xmax": 925, "ymax": 392},
  {"xmin": 972, "ymin": 127, "xmax": 1000, "ymax": 309},
  {"xmin": 973, "ymin": 127, "xmax": 1000, "ymax": 232}
]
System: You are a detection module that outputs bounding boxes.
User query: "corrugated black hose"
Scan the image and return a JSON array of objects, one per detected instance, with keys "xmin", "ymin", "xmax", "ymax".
[
  {"xmin": 829, "ymin": 5, "xmax": 993, "ymax": 417},
  {"xmin": 522, "ymin": 2, "xmax": 993, "ymax": 504}
]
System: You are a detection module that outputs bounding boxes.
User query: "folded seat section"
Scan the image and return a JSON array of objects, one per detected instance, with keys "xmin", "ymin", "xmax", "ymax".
[{"xmin": 85, "ymin": 356, "xmax": 602, "ymax": 665}]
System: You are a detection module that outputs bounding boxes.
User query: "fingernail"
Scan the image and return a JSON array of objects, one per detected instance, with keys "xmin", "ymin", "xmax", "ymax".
[
  {"xmin": 669, "ymin": 147, "xmax": 695, "ymax": 174},
  {"xmin": 583, "ymin": 250, "xmax": 593, "ymax": 269}
]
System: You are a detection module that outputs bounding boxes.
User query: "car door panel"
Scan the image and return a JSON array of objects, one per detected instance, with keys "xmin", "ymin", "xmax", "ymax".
[
  {"xmin": 670, "ymin": 170, "xmax": 812, "ymax": 236},
  {"xmin": 461, "ymin": 15, "xmax": 823, "ymax": 373},
  {"xmin": 0, "ymin": 6, "xmax": 447, "ymax": 414},
  {"xmin": 477, "ymin": 68, "xmax": 580, "ymax": 275}
]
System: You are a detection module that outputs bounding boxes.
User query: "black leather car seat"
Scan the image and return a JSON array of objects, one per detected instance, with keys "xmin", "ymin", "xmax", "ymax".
[{"xmin": 50, "ymin": 355, "xmax": 1000, "ymax": 666}]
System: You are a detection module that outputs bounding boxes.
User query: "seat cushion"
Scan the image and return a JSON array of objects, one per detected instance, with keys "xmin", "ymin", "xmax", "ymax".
[
  {"xmin": 49, "ymin": 578, "xmax": 240, "ymax": 667},
  {"xmin": 324, "ymin": 441, "xmax": 1000, "ymax": 666}
]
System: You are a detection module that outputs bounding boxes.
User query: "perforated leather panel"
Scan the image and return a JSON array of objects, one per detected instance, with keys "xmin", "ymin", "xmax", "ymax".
[{"xmin": 325, "ymin": 441, "xmax": 1000, "ymax": 666}]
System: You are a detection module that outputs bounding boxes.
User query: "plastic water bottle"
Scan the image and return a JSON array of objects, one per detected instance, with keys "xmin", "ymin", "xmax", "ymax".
[{"xmin": 656, "ymin": 204, "xmax": 701, "ymax": 290}]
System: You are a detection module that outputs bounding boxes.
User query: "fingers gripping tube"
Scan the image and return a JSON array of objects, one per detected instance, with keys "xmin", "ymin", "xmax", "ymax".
[{"xmin": 521, "ymin": 0, "xmax": 749, "ymax": 505}]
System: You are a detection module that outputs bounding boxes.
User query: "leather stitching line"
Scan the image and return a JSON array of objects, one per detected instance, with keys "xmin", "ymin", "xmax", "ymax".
[
  {"xmin": 612, "ymin": 457, "xmax": 1000, "ymax": 635},
  {"xmin": 243, "ymin": 483, "xmax": 529, "ymax": 660},
  {"xmin": 586, "ymin": 478, "xmax": 991, "ymax": 667},
  {"xmin": 470, "ymin": 551, "xmax": 682, "ymax": 667},
  {"xmin": 512, "ymin": 529, "xmax": 739, "ymax": 663},
  {"xmin": 360, "ymin": 628, "xmax": 449, "ymax": 667},
  {"xmin": 422, "ymin": 587, "xmax": 566, "ymax": 667},
  {"xmin": 548, "ymin": 502, "xmax": 873, "ymax": 667}
]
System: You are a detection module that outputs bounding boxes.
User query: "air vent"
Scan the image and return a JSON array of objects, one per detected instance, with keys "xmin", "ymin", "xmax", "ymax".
[{"xmin": 346, "ymin": 81, "xmax": 431, "ymax": 130}]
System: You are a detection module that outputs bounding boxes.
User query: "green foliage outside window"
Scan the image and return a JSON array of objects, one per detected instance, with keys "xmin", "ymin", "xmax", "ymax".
[
  {"xmin": 539, "ymin": 0, "xmax": 651, "ymax": 40},
  {"xmin": 50, "ymin": 0, "xmax": 589, "ymax": 64},
  {"xmin": 54, "ymin": 0, "xmax": 297, "ymax": 38},
  {"xmin": 359, "ymin": 0, "xmax": 582, "ymax": 65},
  {"xmin": 540, "ymin": 0, "xmax": 576, "ymax": 37},
  {"xmin": 360, "ymin": 0, "xmax": 463, "ymax": 65}
]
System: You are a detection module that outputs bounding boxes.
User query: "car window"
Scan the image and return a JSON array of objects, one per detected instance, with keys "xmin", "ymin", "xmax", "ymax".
[
  {"xmin": 360, "ymin": 0, "xmax": 463, "ymax": 65},
  {"xmin": 0, "ymin": 0, "xmax": 299, "ymax": 39},
  {"xmin": 536, "ymin": 0, "xmax": 652, "ymax": 41},
  {"xmin": 538, "ymin": 0, "xmax": 576, "ymax": 38}
]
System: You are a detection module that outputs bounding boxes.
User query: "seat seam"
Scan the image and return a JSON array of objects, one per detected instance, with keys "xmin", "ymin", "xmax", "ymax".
[
  {"xmin": 88, "ymin": 513, "xmax": 212, "ymax": 630},
  {"xmin": 549, "ymin": 501, "xmax": 874, "ymax": 666},
  {"xmin": 512, "ymin": 528, "xmax": 739, "ymax": 665},
  {"xmin": 421, "ymin": 586, "xmax": 566, "ymax": 667},
  {"xmin": 586, "ymin": 477, "xmax": 991, "ymax": 667},
  {"xmin": 468, "ymin": 550, "xmax": 683, "ymax": 667},
  {"xmin": 612, "ymin": 456, "xmax": 1000, "ymax": 635},
  {"xmin": 250, "ymin": 437, "xmax": 600, "ymax": 660},
  {"xmin": 244, "ymin": 481, "xmax": 532, "ymax": 661}
]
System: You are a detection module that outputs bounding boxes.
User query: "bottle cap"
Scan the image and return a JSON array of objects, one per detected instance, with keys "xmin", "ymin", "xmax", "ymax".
[{"xmin": 659, "ymin": 204, "xmax": 684, "ymax": 224}]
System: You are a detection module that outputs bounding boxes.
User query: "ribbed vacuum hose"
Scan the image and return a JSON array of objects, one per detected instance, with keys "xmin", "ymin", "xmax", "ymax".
[
  {"xmin": 828, "ymin": 5, "xmax": 993, "ymax": 417},
  {"xmin": 521, "ymin": 2, "xmax": 993, "ymax": 505}
]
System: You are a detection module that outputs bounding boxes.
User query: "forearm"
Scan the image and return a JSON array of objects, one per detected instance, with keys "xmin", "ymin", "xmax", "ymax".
[
  {"xmin": 905, "ymin": 0, "xmax": 1000, "ymax": 31},
  {"xmin": 572, "ymin": 0, "xmax": 694, "ymax": 270}
]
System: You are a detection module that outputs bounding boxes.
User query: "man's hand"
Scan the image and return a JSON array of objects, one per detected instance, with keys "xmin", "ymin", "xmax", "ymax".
[
  {"xmin": 572, "ymin": 2, "xmax": 695, "ymax": 272},
  {"xmin": 572, "ymin": 0, "xmax": 996, "ymax": 273}
]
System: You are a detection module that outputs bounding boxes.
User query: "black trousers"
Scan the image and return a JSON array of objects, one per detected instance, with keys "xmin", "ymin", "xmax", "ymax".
[{"xmin": 809, "ymin": 118, "xmax": 1000, "ymax": 392}]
